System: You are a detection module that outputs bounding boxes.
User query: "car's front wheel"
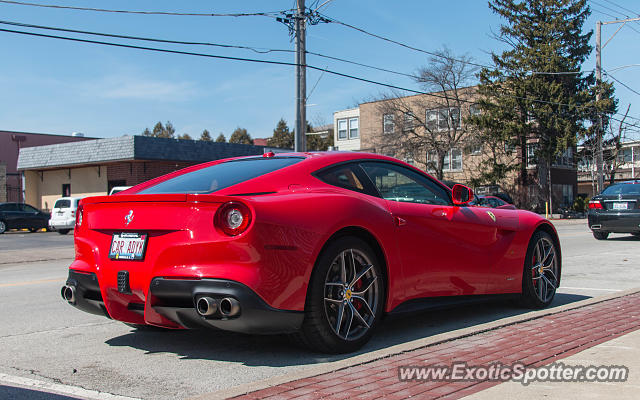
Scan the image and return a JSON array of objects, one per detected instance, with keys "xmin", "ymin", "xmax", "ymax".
[
  {"xmin": 520, "ymin": 230, "xmax": 560, "ymax": 308},
  {"xmin": 593, "ymin": 231, "xmax": 609, "ymax": 240},
  {"xmin": 0, "ymin": 220, "xmax": 6, "ymax": 234},
  {"xmin": 296, "ymin": 237, "xmax": 385, "ymax": 353}
]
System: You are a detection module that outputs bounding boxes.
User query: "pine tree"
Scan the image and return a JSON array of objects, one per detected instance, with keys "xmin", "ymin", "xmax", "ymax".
[
  {"xmin": 267, "ymin": 118, "xmax": 294, "ymax": 149},
  {"xmin": 229, "ymin": 127, "xmax": 253, "ymax": 145},
  {"xmin": 469, "ymin": 0, "xmax": 615, "ymax": 207},
  {"xmin": 215, "ymin": 133, "xmax": 226, "ymax": 143},
  {"xmin": 200, "ymin": 129, "xmax": 212, "ymax": 141}
]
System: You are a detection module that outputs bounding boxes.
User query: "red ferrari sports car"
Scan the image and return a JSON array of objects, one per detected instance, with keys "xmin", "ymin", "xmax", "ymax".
[{"xmin": 61, "ymin": 152, "xmax": 561, "ymax": 353}]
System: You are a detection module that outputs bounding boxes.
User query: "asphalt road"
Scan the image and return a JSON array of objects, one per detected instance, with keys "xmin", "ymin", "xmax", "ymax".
[
  {"xmin": 0, "ymin": 221, "xmax": 638, "ymax": 400},
  {"xmin": 0, "ymin": 230, "xmax": 74, "ymax": 251}
]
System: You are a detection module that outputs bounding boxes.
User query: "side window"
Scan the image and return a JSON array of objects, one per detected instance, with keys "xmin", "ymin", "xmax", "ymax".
[
  {"xmin": 3, "ymin": 204, "xmax": 19, "ymax": 212},
  {"xmin": 22, "ymin": 204, "xmax": 39, "ymax": 213},
  {"xmin": 316, "ymin": 165, "xmax": 368, "ymax": 193},
  {"xmin": 360, "ymin": 162, "xmax": 450, "ymax": 205}
]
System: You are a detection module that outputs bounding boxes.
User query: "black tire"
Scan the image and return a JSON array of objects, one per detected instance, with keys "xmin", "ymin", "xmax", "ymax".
[
  {"xmin": 631, "ymin": 232, "xmax": 640, "ymax": 238},
  {"xmin": 57, "ymin": 229, "xmax": 71, "ymax": 235},
  {"xmin": 520, "ymin": 230, "xmax": 561, "ymax": 309},
  {"xmin": 593, "ymin": 231, "xmax": 609, "ymax": 240},
  {"xmin": 28, "ymin": 227, "xmax": 39, "ymax": 233},
  {"xmin": 294, "ymin": 236, "xmax": 385, "ymax": 354},
  {"xmin": 0, "ymin": 220, "xmax": 6, "ymax": 234}
]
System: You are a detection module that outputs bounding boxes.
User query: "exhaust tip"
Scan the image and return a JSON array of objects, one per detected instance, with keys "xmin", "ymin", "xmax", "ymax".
[
  {"xmin": 591, "ymin": 224, "xmax": 602, "ymax": 230},
  {"xmin": 196, "ymin": 297, "xmax": 218, "ymax": 317},
  {"xmin": 61, "ymin": 285, "xmax": 76, "ymax": 304},
  {"xmin": 220, "ymin": 297, "xmax": 240, "ymax": 317}
]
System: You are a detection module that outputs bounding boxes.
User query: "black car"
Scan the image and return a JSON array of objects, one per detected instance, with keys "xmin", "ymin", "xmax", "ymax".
[
  {"xmin": 0, "ymin": 202, "xmax": 50, "ymax": 234},
  {"xmin": 587, "ymin": 180, "xmax": 640, "ymax": 240}
]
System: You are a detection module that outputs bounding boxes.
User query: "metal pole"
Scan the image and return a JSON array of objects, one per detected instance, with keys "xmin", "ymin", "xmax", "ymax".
[
  {"xmin": 595, "ymin": 21, "xmax": 604, "ymax": 194},
  {"xmin": 294, "ymin": 0, "xmax": 307, "ymax": 152}
]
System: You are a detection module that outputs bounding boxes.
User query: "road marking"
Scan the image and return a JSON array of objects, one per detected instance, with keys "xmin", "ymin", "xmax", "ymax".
[
  {"xmin": 0, "ymin": 278, "xmax": 63, "ymax": 288},
  {"xmin": 0, "ymin": 373, "xmax": 140, "ymax": 400},
  {"xmin": 559, "ymin": 286, "xmax": 622, "ymax": 292}
]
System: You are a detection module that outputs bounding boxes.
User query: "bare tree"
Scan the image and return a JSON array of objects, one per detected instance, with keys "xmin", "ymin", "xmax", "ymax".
[{"xmin": 372, "ymin": 48, "xmax": 478, "ymax": 180}]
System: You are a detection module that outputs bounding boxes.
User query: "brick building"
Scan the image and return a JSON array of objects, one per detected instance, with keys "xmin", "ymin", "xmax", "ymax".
[
  {"xmin": 333, "ymin": 89, "xmax": 578, "ymax": 211},
  {"xmin": 17, "ymin": 135, "xmax": 274, "ymax": 210},
  {"xmin": 0, "ymin": 130, "xmax": 93, "ymax": 203}
]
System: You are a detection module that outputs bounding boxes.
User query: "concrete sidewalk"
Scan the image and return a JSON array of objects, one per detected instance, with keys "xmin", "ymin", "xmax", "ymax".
[{"xmin": 201, "ymin": 290, "xmax": 640, "ymax": 400}]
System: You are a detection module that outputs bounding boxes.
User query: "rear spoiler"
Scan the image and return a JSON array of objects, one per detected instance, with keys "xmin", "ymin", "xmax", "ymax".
[{"xmin": 80, "ymin": 194, "xmax": 242, "ymax": 205}]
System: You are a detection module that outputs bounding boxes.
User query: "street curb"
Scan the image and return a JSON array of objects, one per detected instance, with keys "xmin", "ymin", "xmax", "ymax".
[{"xmin": 190, "ymin": 287, "xmax": 640, "ymax": 400}]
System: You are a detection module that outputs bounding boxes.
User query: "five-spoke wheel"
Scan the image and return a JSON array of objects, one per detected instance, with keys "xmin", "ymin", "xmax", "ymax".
[
  {"xmin": 521, "ymin": 231, "xmax": 560, "ymax": 308},
  {"xmin": 296, "ymin": 236, "xmax": 384, "ymax": 353}
]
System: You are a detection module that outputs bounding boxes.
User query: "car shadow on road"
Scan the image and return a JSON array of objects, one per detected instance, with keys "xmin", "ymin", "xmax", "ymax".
[
  {"xmin": 605, "ymin": 235, "xmax": 640, "ymax": 241},
  {"xmin": 104, "ymin": 292, "xmax": 589, "ymax": 367}
]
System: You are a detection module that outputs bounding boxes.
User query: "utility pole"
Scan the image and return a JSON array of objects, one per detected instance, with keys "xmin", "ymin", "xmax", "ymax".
[
  {"xmin": 594, "ymin": 17, "xmax": 640, "ymax": 193},
  {"xmin": 294, "ymin": 0, "xmax": 307, "ymax": 152},
  {"xmin": 595, "ymin": 21, "xmax": 603, "ymax": 194}
]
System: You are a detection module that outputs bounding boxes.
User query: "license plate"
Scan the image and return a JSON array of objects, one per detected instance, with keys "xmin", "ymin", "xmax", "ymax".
[
  {"xmin": 109, "ymin": 232, "xmax": 148, "ymax": 260},
  {"xmin": 613, "ymin": 202, "xmax": 628, "ymax": 210}
]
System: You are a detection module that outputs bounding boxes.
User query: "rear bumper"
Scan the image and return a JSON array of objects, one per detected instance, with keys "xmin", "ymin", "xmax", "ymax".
[
  {"xmin": 62, "ymin": 270, "xmax": 303, "ymax": 334},
  {"xmin": 588, "ymin": 212, "xmax": 640, "ymax": 233},
  {"xmin": 49, "ymin": 218, "xmax": 75, "ymax": 229}
]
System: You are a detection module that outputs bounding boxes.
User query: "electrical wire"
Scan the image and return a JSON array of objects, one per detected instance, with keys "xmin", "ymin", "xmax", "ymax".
[
  {"xmin": 0, "ymin": 0, "xmax": 285, "ymax": 17},
  {"xmin": 0, "ymin": 25, "xmax": 636, "ymax": 125},
  {"xmin": 604, "ymin": 71, "xmax": 640, "ymax": 96},
  {"xmin": 0, "ymin": 19, "xmax": 419, "ymax": 78}
]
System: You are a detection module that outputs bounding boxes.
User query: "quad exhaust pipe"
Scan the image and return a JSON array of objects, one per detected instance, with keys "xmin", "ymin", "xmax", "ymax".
[
  {"xmin": 195, "ymin": 296, "xmax": 240, "ymax": 318},
  {"xmin": 61, "ymin": 285, "xmax": 76, "ymax": 304},
  {"xmin": 220, "ymin": 297, "xmax": 240, "ymax": 317},
  {"xmin": 196, "ymin": 297, "xmax": 218, "ymax": 316}
]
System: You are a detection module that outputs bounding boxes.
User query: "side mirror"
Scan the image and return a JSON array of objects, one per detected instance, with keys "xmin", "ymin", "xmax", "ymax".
[{"xmin": 452, "ymin": 184, "xmax": 474, "ymax": 206}]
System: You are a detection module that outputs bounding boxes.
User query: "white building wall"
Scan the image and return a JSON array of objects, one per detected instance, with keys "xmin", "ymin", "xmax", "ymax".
[{"xmin": 333, "ymin": 108, "xmax": 361, "ymax": 151}]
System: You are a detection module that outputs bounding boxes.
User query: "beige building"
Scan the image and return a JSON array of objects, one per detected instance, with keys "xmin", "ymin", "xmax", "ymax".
[{"xmin": 333, "ymin": 88, "xmax": 578, "ymax": 211}]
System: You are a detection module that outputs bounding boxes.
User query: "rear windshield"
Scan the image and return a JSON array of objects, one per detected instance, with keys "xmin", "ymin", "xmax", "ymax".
[
  {"xmin": 602, "ymin": 183, "xmax": 640, "ymax": 196},
  {"xmin": 54, "ymin": 199, "xmax": 71, "ymax": 209},
  {"xmin": 139, "ymin": 157, "xmax": 303, "ymax": 194}
]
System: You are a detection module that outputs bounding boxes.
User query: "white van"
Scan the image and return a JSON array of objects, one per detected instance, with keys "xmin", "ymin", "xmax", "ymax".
[{"xmin": 49, "ymin": 197, "xmax": 82, "ymax": 234}]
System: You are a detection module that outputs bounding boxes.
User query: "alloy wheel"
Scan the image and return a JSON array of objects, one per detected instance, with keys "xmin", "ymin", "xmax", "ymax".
[
  {"xmin": 530, "ymin": 237, "xmax": 558, "ymax": 303},
  {"xmin": 323, "ymin": 249, "xmax": 380, "ymax": 341}
]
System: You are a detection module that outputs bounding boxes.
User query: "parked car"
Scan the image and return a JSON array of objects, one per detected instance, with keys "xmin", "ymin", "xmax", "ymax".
[
  {"xmin": 0, "ymin": 202, "xmax": 50, "ymax": 234},
  {"xmin": 475, "ymin": 195, "xmax": 517, "ymax": 210},
  {"xmin": 109, "ymin": 186, "xmax": 132, "ymax": 195},
  {"xmin": 49, "ymin": 197, "xmax": 83, "ymax": 234},
  {"xmin": 61, "ymin": 152, "xmax": 561, "ymax": 353},
  {"xmin": 588, "ymin": 180, "xmax": 640, "ymax": 240}
]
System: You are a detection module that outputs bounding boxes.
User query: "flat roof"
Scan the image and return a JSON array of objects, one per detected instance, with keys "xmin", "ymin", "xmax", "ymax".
[{"xmin": 17, "ymin": 135, "xmax": 271, "ymax": 170}]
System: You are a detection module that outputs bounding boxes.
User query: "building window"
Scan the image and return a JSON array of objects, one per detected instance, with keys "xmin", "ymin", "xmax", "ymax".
[
  {"xmin": 383, "ymin": 114, "xmax": 395, "ymax": 134},
  {"xmin": 429, "ymin": 149, "xmax": 462, "ymax": 172},
  {"xmin": 349, "ymin": 117, "xmax": 359, "ymax": 139},
  {"xmin": 470, "ymin": 144, "xmax": 482, "ymax": 155},
  {"xmin": 505, "ymin": 142, "xmax": 516, "ymax": 153},
  {"xmin": 426, "ymin": 107, "xmax": 460, "ymax": 131},
  {"xmin": 527, "ymin": 144, "xmax": 537, "ymax": 167},
  {"xmin": 403, "ymin": 112, "xmax": 415, "ymax": 131},
  {"xmin": 469, "ymin": 104, "xmax": 481, "ymax": 116},
  {"xmin": 337, "ymin": 119, "xmax": 347, "ymax": 140},
  {"xmin": 62, "ymin": 183, "xmax": 71, "ymax": 197}
]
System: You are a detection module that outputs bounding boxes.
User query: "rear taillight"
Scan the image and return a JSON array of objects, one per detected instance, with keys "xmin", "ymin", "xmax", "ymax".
[
  {"xmin": 76, "ymin": 205, "xmax": 83, "ymax": 227},
  {"xmin": 588, "ymin": 200, "xmax": 603, "ymax": 210},
  {"xmin": 214, "ymin": 202, "xmax": 252, "ymax": 236}
]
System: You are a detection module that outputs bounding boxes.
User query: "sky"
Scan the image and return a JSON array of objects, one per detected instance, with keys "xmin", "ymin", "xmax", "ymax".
[{"xmin": 0, "ymin": 0, "xmax": 639, "ymax": 141}]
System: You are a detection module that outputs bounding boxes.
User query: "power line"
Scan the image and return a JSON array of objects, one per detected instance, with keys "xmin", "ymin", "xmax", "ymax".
[
  {"xmin": 316, "ymin": 11, "xmax": 589, "ymax": 76},
  {"xmin": 0, "ymin": 20, "xmax": 292, "ymax": 54},
  {"xmin": 0, "ymin": 25, "xmax": 637, "ymax": 126},
  {"xmin": 0, "ymin": 0, "xmax": 285, "ymax": 17},
  {"xmin": 604, "ymin": 71, "xmax": 640, "ymax": 96},
  {"xmin": 599, "ymin": 0, "xmax": 639, "ymax": 17},
  {"xmin": 0, "ymin": 19, "xmax": 419, "ymax": 79}
]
